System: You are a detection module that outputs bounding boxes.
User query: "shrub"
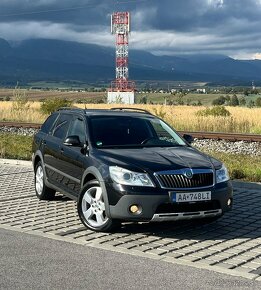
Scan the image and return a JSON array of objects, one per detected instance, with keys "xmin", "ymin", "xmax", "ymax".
[
  {"xmin": 230, "ymin": 169, "xmax": 246, "ymax": 180},
  {"xmin": 4, "ymin": 96, "xmax": 11, "ymax": 101},
  {"xmin": 12, "ymin": 85, "xmax": 30, "ymax": 113},
  {"xmin": 247, "ymin": 100, "xmax": 255, "ymax": 108},
  {"xmin": 239, "ymin": 97, "xmax": 246, "ymax": 106},
  {"xmin": 255, "ymin": 97, "xmax": 261, "ymax": 107},
  {"xmin": 152, "ymin": 106, "xmax": 167, "ymax": 119},
  {"xmin": 40, "ymin": 98, "xmax": 72, "ymax": 115},
  {"xmin": 212, "ymin": 96, "xmax": 226, "ymax": 106},
  {"xmin": 196, "ymin": 106, "xmax": 231, "ymax": 117}
]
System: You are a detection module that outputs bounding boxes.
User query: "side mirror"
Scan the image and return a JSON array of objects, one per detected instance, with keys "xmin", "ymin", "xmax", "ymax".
[
  {"xmin": 63, "ymin": 135, "xmax": 82, "ymax": 147},
  {"xmin": 183, "ymin": 134, "xmax": 194, "ymax": 144}
]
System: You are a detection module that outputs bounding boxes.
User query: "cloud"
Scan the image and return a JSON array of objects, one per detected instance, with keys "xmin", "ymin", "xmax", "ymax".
[
  {"xmin": 0, "ymin": 21, "xmax": 113, "ymax": 45},
  {"xmin": 253, "ymin": 53, "xmax": 261, "ymax": 60},
  {"xmin": 0, "ymin": 0, "xmax": 261, "ymax": 59}
]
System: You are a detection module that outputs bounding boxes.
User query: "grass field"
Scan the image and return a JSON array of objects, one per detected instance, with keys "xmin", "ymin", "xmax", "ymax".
[
  {"xmin": 0, "ymin": 101, "xmax": 261, "ymax": 133},
  {"xmin": 1, "ymin": 88, "xmax": 259, "ymax": 106},
  {"xmin": 0, "ymin": 89, "xmax": 105, "ymax": 102}
]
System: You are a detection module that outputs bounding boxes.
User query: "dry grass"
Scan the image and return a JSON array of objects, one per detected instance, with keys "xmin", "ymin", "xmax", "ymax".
[
  {"xmin": 0, "ymin": 101, "xmax": 261, "ymax": 133},
  {"xmin": 0, "ymin": 101, "xmax": 46, "ymax": 123}
]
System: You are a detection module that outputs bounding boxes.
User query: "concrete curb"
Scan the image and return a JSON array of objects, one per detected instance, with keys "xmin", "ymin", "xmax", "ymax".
[
  {"xmin": 0, "ymin": 158, "xmax": 32, "ymax": 167},
  {"xmin": 231, "ymin": 180, "xmax": 261, "ymax": 190}
]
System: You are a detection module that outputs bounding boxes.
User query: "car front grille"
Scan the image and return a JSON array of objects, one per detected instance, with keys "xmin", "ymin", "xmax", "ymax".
[{"xmin": 155, "ymin": 169, "xmax": 214, "ymax": 189}]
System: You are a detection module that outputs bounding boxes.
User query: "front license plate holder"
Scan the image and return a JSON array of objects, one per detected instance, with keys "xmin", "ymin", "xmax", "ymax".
[{"xmin": 170, "ymin": 191, "xmax": 212, "ymax": 203}]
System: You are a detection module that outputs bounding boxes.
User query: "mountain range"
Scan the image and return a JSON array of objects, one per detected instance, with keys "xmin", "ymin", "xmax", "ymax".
[{"xmin": 0, "ymin": 38, "xmax": 261, "ymax": 86}]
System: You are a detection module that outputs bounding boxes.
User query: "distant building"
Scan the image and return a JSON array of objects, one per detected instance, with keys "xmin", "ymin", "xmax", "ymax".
[{"xmin": 196, "ymin": 88, "xmax": 206, "ymax": 93}]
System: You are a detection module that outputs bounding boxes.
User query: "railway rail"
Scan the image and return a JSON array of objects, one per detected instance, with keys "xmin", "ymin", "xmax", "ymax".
[{"xmin": 0, "ymin": 121, "xmax": 261, "ymax": 142}]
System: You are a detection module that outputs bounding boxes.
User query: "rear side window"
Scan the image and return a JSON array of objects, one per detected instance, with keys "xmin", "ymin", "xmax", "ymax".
[
  {"xmin": 41, "ymin": 113, "xmax": 58, "ymax": 134},
  {"xmin": 53, "ymin": 114, "xmax": 72, "ymax": 140}
]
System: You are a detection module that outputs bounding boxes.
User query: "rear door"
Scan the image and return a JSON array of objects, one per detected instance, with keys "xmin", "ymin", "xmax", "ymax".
[{"xmin": 43, "ymin": 113, "xmax": 72, "ymax": 187}]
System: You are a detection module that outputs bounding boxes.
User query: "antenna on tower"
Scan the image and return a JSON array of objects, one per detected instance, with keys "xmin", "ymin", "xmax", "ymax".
[
  {"xmin": 252, "ymin": 80, "xmax": 256, "ymax": 91},
  {"xmin": 107, "ymin": 11, "xmax": 135, "ymax": 104}
]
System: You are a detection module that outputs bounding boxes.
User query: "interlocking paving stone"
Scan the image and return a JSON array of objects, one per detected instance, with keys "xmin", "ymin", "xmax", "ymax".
[{"xmin": 0, "ymin": 164, "xmax": 261, "ymax": 280}]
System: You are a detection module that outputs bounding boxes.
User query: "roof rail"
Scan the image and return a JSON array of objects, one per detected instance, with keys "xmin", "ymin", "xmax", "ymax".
[
  {"xmin": 57, "ymin": 107, "xmax": 83, "ymax": 111},
  {"xmin": 110, "ymin": 107, "xmax": 152, "ymax": 114}
]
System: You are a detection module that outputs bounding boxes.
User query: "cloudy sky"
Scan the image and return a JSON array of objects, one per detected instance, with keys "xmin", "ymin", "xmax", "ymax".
[{"xmin": 0, "ymin": 0, "xmax": 261, "ymax": 59}]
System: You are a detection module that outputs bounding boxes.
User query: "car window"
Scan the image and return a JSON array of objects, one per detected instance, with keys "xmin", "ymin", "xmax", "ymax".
[
  {"xmin": 67, "ymin": 117, "xmax": 86, "ymax": 144},
  {"xmin": 53, "ymin": 114, "xmax": 72, "ymax": 140},
  {"xmin": 41, "ymin": 113, "xmax": 58, "ymax": 134},
  {"xmin": 90, "ymin": 116, "xmax": 153, "ymax": 146},
  {"xmin": 150, "ymin": 119, "xmax": 185, "ymax": 144},
  {"xmin": 89, "ymin": 116, "xmax": 186, "ymax": 148}
]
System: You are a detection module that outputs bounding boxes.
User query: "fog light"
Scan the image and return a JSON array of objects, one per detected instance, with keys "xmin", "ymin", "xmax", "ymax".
[
  {"xmin": 227, "ymin": 198, "xmax": 232, "ymax": 206},
  {"xmin": 129, "ymin": 204, "xmax": 141, "ymax": 214}
]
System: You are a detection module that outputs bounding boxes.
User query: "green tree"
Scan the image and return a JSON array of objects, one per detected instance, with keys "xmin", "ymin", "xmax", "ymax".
[
  {"xmin": 230, "ymin": 94, "xmax": 239, "ymax": 106},
  {"xmin": 244, "ymin": 89, "xmax": 249, "ymax": 96},
  {"xmin": 139, "ymin": 95, "xmax": 147, "ymax": 104}
]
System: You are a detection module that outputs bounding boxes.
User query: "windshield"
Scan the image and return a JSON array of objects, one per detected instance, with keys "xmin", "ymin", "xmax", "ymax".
[{"xmin": 89, "ymin": 116, "xmax": 187, "ymax": 148}]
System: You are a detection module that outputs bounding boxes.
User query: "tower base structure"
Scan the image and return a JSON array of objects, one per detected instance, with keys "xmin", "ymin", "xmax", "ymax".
[
  {"xmin": 107, "ymin": 79, "xmax": 135, "ymax": 104},
  {"xmin": 107, "ymin": 91, "xmax": 135, "ymax": 104}
]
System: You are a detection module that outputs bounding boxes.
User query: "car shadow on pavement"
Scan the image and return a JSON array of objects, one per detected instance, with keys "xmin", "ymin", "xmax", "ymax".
[{"xmin": 116, "ymin": 210, "xmax": 261, "ymax": 241}]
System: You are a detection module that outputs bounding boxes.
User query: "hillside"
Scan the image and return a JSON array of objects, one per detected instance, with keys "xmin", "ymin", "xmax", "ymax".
[{"xmin": 0, "ymin": 38, "xmax": 261, "ymax": 86}]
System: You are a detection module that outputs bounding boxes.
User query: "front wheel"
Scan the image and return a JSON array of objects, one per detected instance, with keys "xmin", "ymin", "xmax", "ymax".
[{"xmin": 77, "ymin": 180, "xmax": 119, "ymax": 232}]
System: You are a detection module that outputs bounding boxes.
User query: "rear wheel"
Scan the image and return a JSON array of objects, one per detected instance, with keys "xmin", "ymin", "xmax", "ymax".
[
  {"xmin": 34, "ymin": 161, "xmax": 56, "ymax": 200},
  {"xmin": 77, "ymin": 180, "xmax": 119, "ymax": 232}
]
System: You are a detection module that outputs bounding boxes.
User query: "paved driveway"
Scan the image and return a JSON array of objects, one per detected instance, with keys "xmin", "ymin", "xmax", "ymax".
[{"xmin": 0, "ymin": 162, "xmax": 261, "ymax": 281}]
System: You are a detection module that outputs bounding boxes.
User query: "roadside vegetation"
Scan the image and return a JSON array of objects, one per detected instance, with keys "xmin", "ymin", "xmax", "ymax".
[
  {"xmin": 0, "ymin": 133, "xmax": 32, "ymax": 160},
  {"xmin": 200, "ymin": 150, "xmax": 261, "ymax": 182}
]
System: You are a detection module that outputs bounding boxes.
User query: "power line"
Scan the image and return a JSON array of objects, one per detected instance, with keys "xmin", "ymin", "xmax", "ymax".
[{"xmin": 0, "ymin": 0, "xmax": 150, "ymax": 18}]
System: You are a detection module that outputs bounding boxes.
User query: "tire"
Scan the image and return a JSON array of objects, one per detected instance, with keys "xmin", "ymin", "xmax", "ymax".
[
  {"xmin": 34, "ymin": 161, "xmax": 56, "ymax": 200},
  {"xmin": 77, "ymin": 180, "xmax": 119, "ymax": 232}
]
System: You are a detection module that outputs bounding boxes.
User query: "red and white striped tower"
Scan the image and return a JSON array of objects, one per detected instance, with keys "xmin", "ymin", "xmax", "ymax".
[{"xmin": 108, "ymin": 12, "xmax": 135, "ymax": 104}]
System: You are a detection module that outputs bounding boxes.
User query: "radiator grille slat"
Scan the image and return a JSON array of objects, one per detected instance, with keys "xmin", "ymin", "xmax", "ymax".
[{"xmin": 156, "ymin": 172, "xmax": 213, "ymax": 189}]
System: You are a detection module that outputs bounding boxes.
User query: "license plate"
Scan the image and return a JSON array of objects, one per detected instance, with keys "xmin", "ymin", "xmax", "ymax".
[{"xmin": 171, "ymin": 191, "xmax": 211, "ymax": 203}]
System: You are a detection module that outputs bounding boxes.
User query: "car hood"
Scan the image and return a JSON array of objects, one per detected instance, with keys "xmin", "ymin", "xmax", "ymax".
[{"xmin": 96, "ymin": 146, "xmax": 217, "ymax": 173}]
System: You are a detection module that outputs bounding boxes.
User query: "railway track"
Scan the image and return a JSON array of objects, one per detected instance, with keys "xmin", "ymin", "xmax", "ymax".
[{"xmin": 0, "ymin": 121, "xmax": 261, "ymax": 142}]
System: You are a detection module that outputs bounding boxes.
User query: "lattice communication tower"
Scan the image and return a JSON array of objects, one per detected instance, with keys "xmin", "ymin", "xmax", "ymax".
[{"xmin": 109, "ymin": 12, "xmax": 135, "ymax": 92}]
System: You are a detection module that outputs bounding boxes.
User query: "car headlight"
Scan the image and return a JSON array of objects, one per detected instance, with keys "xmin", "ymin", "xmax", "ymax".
[
  {"xmin": 109, "ymin": 166, "xmax": 155, "ymax": 187},
  {"xmin": 216, "ymin": 164, "xmax": 229, "ymax": 183}
]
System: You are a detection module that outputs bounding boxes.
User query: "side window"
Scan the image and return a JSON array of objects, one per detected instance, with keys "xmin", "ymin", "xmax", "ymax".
[
  {"xmin": 67, "ymin": 117, "xmax": 86, "ymax": 144},
  {"xmin": 41, "ymin": 113, "xmax": 58, "ymax": 134},
  {"xmin": 53, "ymin": 114, "xmax": 72, "ymax": 140}
]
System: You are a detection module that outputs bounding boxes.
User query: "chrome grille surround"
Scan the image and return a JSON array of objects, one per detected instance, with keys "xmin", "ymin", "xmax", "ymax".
[{"xmin": 154, "ymin": 168, "xmax": 214, "ymax": 190}]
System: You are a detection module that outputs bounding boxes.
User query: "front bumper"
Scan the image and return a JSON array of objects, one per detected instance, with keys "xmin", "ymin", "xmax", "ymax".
[{"xmin": 108, "ymin": 181, "xmax": 233, "ymax": 222}]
